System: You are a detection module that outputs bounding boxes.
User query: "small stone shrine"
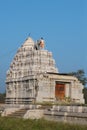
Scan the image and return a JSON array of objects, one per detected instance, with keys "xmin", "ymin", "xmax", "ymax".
[{"xmin": 6, "ymin": 37, "xmax": 84, "ymax": 105}]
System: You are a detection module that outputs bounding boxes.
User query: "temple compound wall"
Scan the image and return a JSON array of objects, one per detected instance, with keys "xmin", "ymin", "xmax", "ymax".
[{"xmin": 5, "ymin": 37, "xmax": 84, "ymax": 105}]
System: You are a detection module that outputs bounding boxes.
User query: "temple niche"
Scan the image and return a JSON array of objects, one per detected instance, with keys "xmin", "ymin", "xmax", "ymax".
[{"xmin": 6, "ymin": 37, "xmax": 84, "ymax": 105}]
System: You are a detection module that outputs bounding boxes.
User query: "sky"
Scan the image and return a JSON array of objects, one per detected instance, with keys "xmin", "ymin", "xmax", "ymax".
[{"xmin": 0, "ymin": 0, "xmax": 87, "ymax": 92}]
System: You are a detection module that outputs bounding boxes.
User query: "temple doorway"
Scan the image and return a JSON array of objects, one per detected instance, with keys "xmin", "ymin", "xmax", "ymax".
[{"xmin": 55, "ymin": 82, "xmax": 65, "ymax": 100}]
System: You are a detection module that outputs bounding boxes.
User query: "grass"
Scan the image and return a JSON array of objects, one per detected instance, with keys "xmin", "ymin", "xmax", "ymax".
[{"xmin": 0, "ymin": 117, "xmax": 87, "ymax": 130}]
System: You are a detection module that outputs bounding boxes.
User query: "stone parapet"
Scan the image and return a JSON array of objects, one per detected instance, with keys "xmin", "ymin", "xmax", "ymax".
[{"xmin": 44, "ymin": 105, "xmax": 87, "ymax": 124}]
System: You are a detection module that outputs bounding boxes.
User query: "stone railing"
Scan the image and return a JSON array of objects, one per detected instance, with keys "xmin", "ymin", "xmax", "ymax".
[{"xmin": 44, "ymin": 105, "xmax": 87, "ymax": 124}]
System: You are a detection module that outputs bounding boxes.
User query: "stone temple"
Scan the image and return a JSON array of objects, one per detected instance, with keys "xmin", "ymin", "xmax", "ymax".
[{"xmin": 6, "ymin": 37, "xmax": 84, "ymax": 105}]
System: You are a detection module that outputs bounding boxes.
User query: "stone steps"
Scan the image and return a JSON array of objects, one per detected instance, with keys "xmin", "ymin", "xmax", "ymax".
[{"xmin": 7, "ymin": 108, "xmax": 29, "ymax": 118}]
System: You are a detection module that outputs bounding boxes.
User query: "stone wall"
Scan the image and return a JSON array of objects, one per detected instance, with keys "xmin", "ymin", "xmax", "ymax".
[{"xmin": 44, "ymin": 105, "xmax": 87, "ymax": 124}]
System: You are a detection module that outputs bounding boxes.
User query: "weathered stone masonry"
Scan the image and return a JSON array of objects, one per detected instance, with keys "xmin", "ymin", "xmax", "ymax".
[{"xmin": 5, "ymin": 37, "xmax": 84, "ymax": 105}]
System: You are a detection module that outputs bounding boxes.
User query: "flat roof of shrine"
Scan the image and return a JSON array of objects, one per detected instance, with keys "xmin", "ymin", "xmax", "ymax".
[{"xmin": 47, "ymin": 72, "xmax": 72, "ymax": 76}]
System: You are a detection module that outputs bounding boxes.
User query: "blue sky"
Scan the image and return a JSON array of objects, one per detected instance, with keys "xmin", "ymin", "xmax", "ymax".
[{"xmin": 0, "ymin": 0, "xmax": 87, "ymax": 92}]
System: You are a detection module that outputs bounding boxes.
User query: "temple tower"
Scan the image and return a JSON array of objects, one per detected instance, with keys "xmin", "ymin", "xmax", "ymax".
[{"xmin": 6, "ymin": 37, "xmax": 58, "ymax": 104}]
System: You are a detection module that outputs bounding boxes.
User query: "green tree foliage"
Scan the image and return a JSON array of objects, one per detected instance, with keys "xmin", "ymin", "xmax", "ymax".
[
  {"xmin": 0, "ymin": 93, "xmax": 5, "ymax": 103},
  {"xmin": 69, "ymin": 69, "xmax": 87, "ymax": 86},
  {"xmin": 83, "ymin": 87, "xmax": 87, "ymax": 104},
  {"xmin": 69, "ymin": 69, "xmax": 87, "ymax": 104}
]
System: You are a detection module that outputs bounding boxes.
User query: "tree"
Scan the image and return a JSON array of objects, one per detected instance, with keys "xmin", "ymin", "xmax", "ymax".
[
  {"xmin": 69, "ymin": 69, "xmax": 87, "ymax": 86},
  {"xmin": 83, "ymin": 88, "xmax": 87, "ymax": 104},
  {"xmin": 0, "ymin": 93, "xmax": 5, "ymax": 103},
  {"xmin": 68, "ymin": 69, "xmax": 87, "ymax": 104}
]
